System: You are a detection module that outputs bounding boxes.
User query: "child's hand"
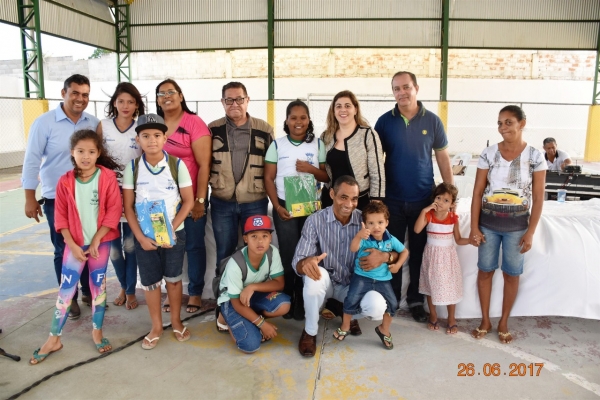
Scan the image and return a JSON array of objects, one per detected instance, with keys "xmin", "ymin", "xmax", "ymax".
[
  {"xmin": 240, "ymin": 285, "xmax": 255, "ymax": 307},
  {"xmin": 69, "ymin": 244, "xmax": 88, "ymax": 262},
  {"xmin": 424, "ymin": 202, "xmax": 438, "ymax": 213},
  {"xmin": 388, "ymin": 262, "xmax": 403, "ymax": 274},
  {"xmin": 88, "ymin": 239, "xmax": 101, "ymax": 260},
  {"xmin": 276, "ymin": 205, "xmax": 292, "ymax": 221},
  {"xmin": 259, "ymin": 321, "xmax": 278, "ymax": 340},
  {"xmin": 139, "ymin": 236, "xmax": 159, "ymax": 251},
  {"xmin": 357, "ymin": 222, "xmax": 371, "ymax": 240}
]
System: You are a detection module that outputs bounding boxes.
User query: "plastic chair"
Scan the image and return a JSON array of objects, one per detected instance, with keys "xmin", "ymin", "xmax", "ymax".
[
  {"xmin": 454, "ymin": 176, "xmax": 475, "ymax": 199},
  {"xmin": 452, "ymin": 153, "xmax": 472, "ymax": 167}
]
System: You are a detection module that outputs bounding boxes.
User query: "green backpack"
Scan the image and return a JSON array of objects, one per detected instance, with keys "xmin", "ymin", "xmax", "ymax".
[{"xmin": 131, "ymin": 153, "xmax": 180, "ymax": 193}]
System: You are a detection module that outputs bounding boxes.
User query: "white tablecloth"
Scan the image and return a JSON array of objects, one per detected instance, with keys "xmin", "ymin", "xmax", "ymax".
[{"xmin": 168, "ymin": 199, "xmax": 600, "ymax": 320}]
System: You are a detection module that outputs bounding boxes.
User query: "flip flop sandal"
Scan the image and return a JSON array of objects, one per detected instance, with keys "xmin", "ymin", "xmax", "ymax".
[
  {"xmin": 29, "ymin": 344, "xmax": 64, "ymax": 365},
  {"xmin": 162, "ymin": 302, "xmax": 170, "ymax": 313},
  {"xmin": 186, "ymin": 303, "xmax": 202, "ymax": 313},
  {"xmin": 333, "ymin": 328, "xmax": 349, "ymax": 341},
  {"xmin": 375, "ymin": 326, "xmax": 394, "ymax": 350},
  {"xmin": 141, "ymin": 336, "xmax": 160, "ymax": 350},
  {"xmin": 350, "ymin": 320, "xmax": 362, "ymax": 336},
  {"xmin": 174, "ymin": 327, "xmax": 191, "ymax": 342},
  {"xmin": 113, "ymin": 295, "xmax": 126, "ymax": 306},
  {"xmin": 427, "ymin": 320, "xmax": 440, "ymax": 331},
  {"xmin": 320, "ymin": 308, "xmax": 336, "ymax": 320},
  {"xmin": 126, "ymin": 299, "xmax": 138, "ymax": 310},
  {"xmin": 95, "ymin": 338, "xmax": 112, "ymax": 354},
  {"xmin": 498, "ymin": 331, "xmax": 513, "ymax": 344},
  {"xmin": 471, "ymin": 327, "xmax": 490, "ymax": 339},
  {"xmin": 446, "ymin": 324, "xmax": 459, "ymax": 335},
  {"xmin": 216, "ymin": 319, "xmax": 229, "ymax": 333}
]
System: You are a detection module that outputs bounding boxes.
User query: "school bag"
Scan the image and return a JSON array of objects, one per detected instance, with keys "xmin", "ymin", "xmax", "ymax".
[
  {"xmin": 212, "ymin": 245, "xmax": 274, "ymax": 300},
  {"xmin": 131, "ymin": 153, "xmax": 180, "ymax": 192}
]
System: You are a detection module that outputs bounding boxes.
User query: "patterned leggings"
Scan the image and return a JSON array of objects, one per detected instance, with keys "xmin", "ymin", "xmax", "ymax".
[{"xmin": 50, "ymin": 242, "xmax": 110, "ymax": 336}]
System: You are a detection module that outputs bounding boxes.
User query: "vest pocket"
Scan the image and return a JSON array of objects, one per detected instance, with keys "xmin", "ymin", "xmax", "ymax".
[
  {"xmin": 210, "ymin": 159, "xmax": 225, "ymax": 189},
  {"xmin": 248, "ymin": 164, "xmax": 265, "ymax": 193}
]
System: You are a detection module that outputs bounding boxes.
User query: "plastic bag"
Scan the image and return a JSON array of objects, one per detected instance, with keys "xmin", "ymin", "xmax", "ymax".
[
  {"xmin": 135, "ymin": 199, "xmax": 176, "ymax": 246},
  {"xmin": 284, "ymin": 175, "xmax": 321, "ymax": 218}
]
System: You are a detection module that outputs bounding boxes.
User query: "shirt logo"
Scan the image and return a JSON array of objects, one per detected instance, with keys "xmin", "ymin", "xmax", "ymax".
[
  {"xmin": 305, "ymin": 152, "xmax": 314, "ymax": 164},
  {"xmin": 422, "ymin": 130, "xmax": 428, "ymax": 135},
  {"xmin": 253, "ymin": 217, "xmax": 264, "ymax": 227},
  {"xmin": 91, "ymin": 190, "xmax": 99, "ymax": 206},
  {"xmin": 166, "ymin": 179, "xmax": 176, "ymax": 190}
]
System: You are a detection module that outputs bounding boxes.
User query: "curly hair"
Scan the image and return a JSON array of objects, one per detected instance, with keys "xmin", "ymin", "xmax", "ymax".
[
  {"xmin": 361, "ymin": 201, "xmax": 390, "ymax": 222},
  {"xmin": 282, "ymin": 99, "xmax": 315, "ymax": 143},
  {"xmin": 432, "ymin": 182, "xmax": 459, "ymax": 204},
  {"xmin": 70, "ymin": 130, "xmax": 123, "ymax": 178}
]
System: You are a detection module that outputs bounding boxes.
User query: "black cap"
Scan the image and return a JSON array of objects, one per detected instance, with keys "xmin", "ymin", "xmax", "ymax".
[{"xmin": 136, "ymin": 113, "xmax": 167, "ymax": 133}]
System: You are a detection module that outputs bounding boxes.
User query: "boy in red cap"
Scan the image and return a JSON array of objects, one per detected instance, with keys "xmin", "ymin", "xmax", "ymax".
[{"xmin": 216, "ymin": 215, "xmax": 291, "ymax": 353}]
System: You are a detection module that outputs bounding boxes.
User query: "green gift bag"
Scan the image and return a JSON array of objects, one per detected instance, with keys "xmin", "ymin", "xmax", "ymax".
[{"xmin": 283, "ymin": 175, "xmax": 321, "ymax": 218}]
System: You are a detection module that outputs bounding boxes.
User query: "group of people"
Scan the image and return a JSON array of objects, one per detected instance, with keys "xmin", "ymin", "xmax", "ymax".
[{"xmin": 22, "ymin": 70, "xmax": 547, "ymax": 364}]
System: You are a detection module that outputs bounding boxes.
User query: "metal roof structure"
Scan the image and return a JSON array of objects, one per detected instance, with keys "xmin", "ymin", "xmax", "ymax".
[{"xmin": 1, "ymin": 0, "xmax": 599, "ymax": 102}]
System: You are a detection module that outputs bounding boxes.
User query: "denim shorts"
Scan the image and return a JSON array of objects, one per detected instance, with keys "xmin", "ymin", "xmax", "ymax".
[
  {"xmin": 343, "ymin": 274, "xmax": 398, "ymax": 316},
  {"xmin": 220, "ymin": 291, "xmax": 291, "ymax": 353},
  {"xmin": 134, "ymin": 230, "xmax": 186, "ymax": 289},
  {"xmin": 477, "ymin": 226, "xmax": 526, "ymax": 276}
]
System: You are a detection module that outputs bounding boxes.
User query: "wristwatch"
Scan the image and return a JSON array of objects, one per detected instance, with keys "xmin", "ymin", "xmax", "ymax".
[
  {"xmin": 195, "ymin": 197, "xmax": 205, "ymax": 204},
  {"xmin": 388, "ymin": 253, "xmax": 395, "ymax": 264}
]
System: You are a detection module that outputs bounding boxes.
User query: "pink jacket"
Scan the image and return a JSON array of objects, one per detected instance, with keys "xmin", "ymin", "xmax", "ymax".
[{"xmin": 54, "ymin": 165, "xmax": 121, "ymax": 246}]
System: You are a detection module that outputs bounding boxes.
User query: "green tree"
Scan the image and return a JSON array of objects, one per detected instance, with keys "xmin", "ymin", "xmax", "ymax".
[{"xmin": 89, "ymin": 48, "xmax": 112, "ymax": 59}]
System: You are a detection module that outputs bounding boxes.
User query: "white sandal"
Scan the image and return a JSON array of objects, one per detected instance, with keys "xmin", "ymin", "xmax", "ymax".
[
  {"xmin": 173, "ymin": 326, "xmax": 191, "ymax": 342},
  {"xmin": 216, "ymin": 319, "xmax": 229, "ymax": 333},
  {"xmin": 142, "ymin": 336, "xmax": 160, "ymax": 350}
]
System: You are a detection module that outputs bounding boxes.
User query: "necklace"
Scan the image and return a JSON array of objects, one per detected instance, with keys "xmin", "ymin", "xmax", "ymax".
[{"xmin": 79, "ymin": 170, "xmax": 96, "ymax": 179}]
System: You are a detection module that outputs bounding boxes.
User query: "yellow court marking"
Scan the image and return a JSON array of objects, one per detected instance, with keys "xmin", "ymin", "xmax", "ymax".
[
  {"xmin": 0, "ymin": 220, "xmax": 47, "ymax": 238},
  {"xmin": 0, "ymin": 249, "xmax": 53, "ymax": 256}
]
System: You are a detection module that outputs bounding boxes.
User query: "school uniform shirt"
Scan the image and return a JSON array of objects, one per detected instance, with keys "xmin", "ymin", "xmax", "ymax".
[
  {"xmin": 217, "ymin": 245, "xmax": 284, "ymax": 305},
  {"xmin": 76, "ymin": 169, "xmax": 100, "ymax": 245},
  {"xmin": 101, "ymin": 118, "xmax": 142, "ymax": 185},
  {"xmin": 122, "ymin": 151, "xmax": 192, "ymax": 232},
  {"xmin": 265, "ymin": 136, "xmax": 326, "ymax": 200}
]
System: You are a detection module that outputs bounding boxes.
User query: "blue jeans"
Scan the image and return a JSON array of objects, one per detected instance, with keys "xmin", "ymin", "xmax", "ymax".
[
  {"xmin": 344, "ymin": 274, "xmax": 398, "ymax": 316},
  {"xmin": 478, "ymin": 226, "xmax": 527, "ymax": 276},
  {"xmin": 184, "ymin": 214, "xmax": 208, "ymax": 297},
  {"xmin": 43, "ymin": 199, "xmax": 89, "ymax": 300},
  {"xmin": 210, "ymin": 196, "xmax": 268, "ymax": 267},
  {"xmin": 110, "ymin": 222, "xmax": 137, "ymax": 295},
  {"xmin": 134, "ymin": 230, "xmax": 187, "ymax": 289},
  {"xmin": 384, "ymin": 197, "xmax": 431, "ymax": 307},
  {"xmin": 220, "ymin": 291, "xmax": 290, "ymax": 353}
]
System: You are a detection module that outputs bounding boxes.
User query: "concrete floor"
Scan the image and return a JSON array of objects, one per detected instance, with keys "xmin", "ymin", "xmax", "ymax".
[{"xmin": 1, "ymin": 169, "xmax": 600, "ymax": 400}]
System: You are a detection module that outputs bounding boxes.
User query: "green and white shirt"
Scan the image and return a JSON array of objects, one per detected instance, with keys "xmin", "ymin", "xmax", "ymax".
[{"xmin": 76, "ymin": 168, "xmax": 100, "ymax": 245}]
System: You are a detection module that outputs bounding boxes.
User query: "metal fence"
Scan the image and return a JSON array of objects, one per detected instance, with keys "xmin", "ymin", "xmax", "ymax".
[{"xmin": 0, "ymin": 96, "xmax": 590, "ymax": 169}]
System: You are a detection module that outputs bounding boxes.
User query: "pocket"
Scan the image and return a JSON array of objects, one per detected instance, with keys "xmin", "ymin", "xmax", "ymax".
[
  {"xmin": 248, "ymin": 164, "xmax": 265, "ymax": 193},
  {"xmin": 229, "ymin": 320, "xmax": 248, "ymax": 343},
  {"xmin": 209, "ymin": 159, "xmax": 225, "ymax": 189},
  {"xmin": 252, "ymin": 177, "xmax": 265, "ymax": 192},
  {"xmin": 254, "ymin": 136, "xmax": 265, "ymax": 151}
]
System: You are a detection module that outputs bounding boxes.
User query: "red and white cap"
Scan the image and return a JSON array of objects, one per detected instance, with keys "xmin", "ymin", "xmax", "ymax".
[{"xmin": 243, "ymin": 215, "xmax": 274, "ymax": 234}]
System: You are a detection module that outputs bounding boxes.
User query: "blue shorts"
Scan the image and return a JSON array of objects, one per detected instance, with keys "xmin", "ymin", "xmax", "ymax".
[
  {"xmin": 343, "ymin": 274, "xmax": 397, "ymax": 316},
  {"xmin": 477, "ymin": 226, "xmax": 526, "ymax": 276},
  {"xmin": 220, "ymin": 291, "xmax": 291, "ymax": 353}
]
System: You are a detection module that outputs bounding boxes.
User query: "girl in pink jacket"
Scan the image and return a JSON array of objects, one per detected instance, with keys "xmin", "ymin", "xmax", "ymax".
[{"xmin": 30, "ymin": 130, "xmax": 122, "ymax": 365}]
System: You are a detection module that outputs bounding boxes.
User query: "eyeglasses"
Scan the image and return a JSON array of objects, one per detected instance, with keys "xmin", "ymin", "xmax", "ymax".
[
  {"xmin": 157, "ymin": 90, "xmax": 178, "ymax": 97},
  {"xmin": 223, "ymin": 97, "xmax": 247, "ymax": 105}
]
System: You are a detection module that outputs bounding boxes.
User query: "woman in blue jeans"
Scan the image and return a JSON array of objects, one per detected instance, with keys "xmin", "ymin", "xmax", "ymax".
[
  {"xmin": 469, "ymin": 105, "xmax": 546, "ymax": 344},
  {"xmin": 264, "ymin": 100, "xmax": 329, "ymax": 320}
]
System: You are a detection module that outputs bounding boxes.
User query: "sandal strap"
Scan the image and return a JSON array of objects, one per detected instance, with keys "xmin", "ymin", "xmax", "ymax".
[
  {"xmin": 144, "ymin": 336, "xmax": 160, "ymax": 343},
  {"xmin": 173, "ymin": 327, "xmax": 188, "ymax": 336}
]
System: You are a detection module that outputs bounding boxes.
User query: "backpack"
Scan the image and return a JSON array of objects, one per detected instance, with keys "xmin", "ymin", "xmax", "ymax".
[
  {"xmin": 131, "ymin": 152, "xmax": 180, "ymax": 193},
  {"xmin": 212, "ymin": 245, "xmax": 274, "ymax": 300}
]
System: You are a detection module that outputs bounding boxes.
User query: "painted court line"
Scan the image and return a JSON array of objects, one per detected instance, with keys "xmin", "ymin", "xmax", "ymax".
[
  {"xmin": 0, "ymin": 249, "xmax": 53, "ymax": 256},
  {"xmin": 0, "ymin": 220, "xmax": 46, "ymax": 238}
]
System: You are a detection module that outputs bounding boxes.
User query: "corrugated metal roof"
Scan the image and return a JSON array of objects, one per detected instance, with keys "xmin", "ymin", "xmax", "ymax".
[
  {"xmin": 47, "ymin": 0, "xmax": 114, "ymax": 23},
  {"xmin": 450, "ymin": 0, "xmax": 600, "ymax": 20},
  {"xmin": 276, "ymin": 0, "xmax": 440, "ymax": 19},
  {"xmin": 275, "ymin": 20, "xmax": 440, "ymax": 47},
  {"xmin": 130, "ymin": 0, "xmax": 266, "ymax": 25},
  {"xmin": 0, "ymin": 0, "xmax": 19, "ymax": 25},
  {"xmin": 40, "ymin": 1, "xmax": 116, "ymax": 50},
  {"xmin": 450, "ymin": 21, "xmax": 599, "ymax": 49},
  {"xmin": 131, "ymin": 22, "xmax": 267, "ymax": 51}
]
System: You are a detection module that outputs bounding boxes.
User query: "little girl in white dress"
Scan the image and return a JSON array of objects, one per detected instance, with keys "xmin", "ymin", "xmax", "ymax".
[{"xmin": 415, "ymin": 183, "xmax": 469, "ymax": 334}]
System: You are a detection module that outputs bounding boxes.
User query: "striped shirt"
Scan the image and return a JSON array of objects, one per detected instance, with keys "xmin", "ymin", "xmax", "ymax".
[{"xmin": 292, "ymin": 206, "xmax": 362, "ymax": 286}]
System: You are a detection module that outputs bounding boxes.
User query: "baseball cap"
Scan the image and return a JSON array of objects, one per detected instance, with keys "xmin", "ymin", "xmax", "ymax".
[
  {"xmin": 136, "ymin": 113, "xmax": 167, "ymax": 133},
  {"xmin": 243, "ymin": 215, "xmax": 274, "ymax": 235}
]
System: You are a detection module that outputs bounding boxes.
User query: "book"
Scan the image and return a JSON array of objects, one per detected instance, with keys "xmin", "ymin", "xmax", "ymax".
[
  {"xmin": 284, "ymin": 175, "xmax": 321, "ymax": 218},
  {"xmin": 135, "ymin": 199, "xmax": 176, "ymax": 246}
]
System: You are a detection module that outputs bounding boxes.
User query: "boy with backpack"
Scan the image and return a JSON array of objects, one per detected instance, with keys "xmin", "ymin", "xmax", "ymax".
[
  {"xmin": 122, "ymin": 114, "xmax": 195, "ymax": 350},
  {"xmin": 215, "ymin": 215, "xmax": 290, "ymax": 353}
]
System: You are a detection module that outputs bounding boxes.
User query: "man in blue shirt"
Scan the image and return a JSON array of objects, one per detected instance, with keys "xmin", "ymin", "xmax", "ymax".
[
  {"xmin": 22, "ymin": 74, "xmax": 100, "ymax": 319},
  {"xmin": 293, "ymin": 176, "xmax": 401, "ymax": 357},
  {"xmin": 374, "ymin": 71, "xmax": 453, "ymax": 323}
]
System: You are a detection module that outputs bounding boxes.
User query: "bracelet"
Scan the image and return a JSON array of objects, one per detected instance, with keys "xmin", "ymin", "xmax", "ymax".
[
  {"xmin": 256, "ymin": 317, "xmax": 265, "ymax": 328},
  {"xmin": 251, "ymin": 315, "xmax": 261, "ymax": 324},
  {"xmin": 277, "ymin": 205, "xmax": 282, "ymax": 212}
]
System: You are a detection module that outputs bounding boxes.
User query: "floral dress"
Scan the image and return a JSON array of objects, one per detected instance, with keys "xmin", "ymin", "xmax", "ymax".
[{"xmin": 418, "ymin": 210, "xmax": 463, "ymax": 305}]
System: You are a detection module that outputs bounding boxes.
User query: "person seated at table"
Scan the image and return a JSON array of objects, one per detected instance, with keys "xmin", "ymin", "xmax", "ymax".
[
  {"xmin": 469, "ymin": 105, "xmax": 547, "ymax": 345},
  {"xmin": 543, "ymin": 137, "xmax": 572, "ymax": 171}
]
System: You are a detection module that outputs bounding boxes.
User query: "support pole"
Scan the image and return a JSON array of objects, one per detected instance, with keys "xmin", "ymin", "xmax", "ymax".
[
  {"xmin": 438, "ymin": 0, "xmax": 450, "ymax": 132},
  {"xmin": 114, "ymin": 1, "xmax": 132, "ymax": 82},
  {"xmin": 267, "ymin": 0, "xmax": 276, "ymax": 129},
  {"xmin": 17, "ymin": 0, "xmax": 45, "ymax": 98}
]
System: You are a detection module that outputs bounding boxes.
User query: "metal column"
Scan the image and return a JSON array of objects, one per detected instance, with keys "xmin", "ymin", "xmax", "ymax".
[
  {"xmin": 266, "ymin": 0, "xmax": 276, "ymax": 128},
  {"xmin": 439, "ymin": 0, "xmax": 449, "ymax": 101},
  {"xmin": 114, "ymin": 1, "xmax": 132, "ymax": 82},
  {"xmin": 17, "ymin": 0, "xmax": 45, "ymax": 98}
]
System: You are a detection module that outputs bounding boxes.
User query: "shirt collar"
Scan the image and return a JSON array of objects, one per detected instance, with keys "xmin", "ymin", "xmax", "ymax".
[
  {"xmin": 369, "ymin": 229, "xmax": 391, "ymax": 242},
  {"xmin": 325, "ymin": 206, "xmax": 362, "ymax": 226},
  {"xmin": 391, "ymin": 101, "xmax": 425, "ymax": 119},
  {"xmin": 226, "ymin": 113, "xmax": 251, "ymax": 131},
  {"xmin": 55, "ymin": 102, "xmax": 90, "ymax": 123}
]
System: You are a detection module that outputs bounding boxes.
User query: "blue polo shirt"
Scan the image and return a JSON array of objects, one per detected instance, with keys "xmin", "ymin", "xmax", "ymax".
[
  {"xmin": 22, "ymin": 104, "xmax": 99, "ymax": 199},
  {"xmin": 354, "ymin": 230, "xmax": 404, "ymax": 281},
  {"xmin": 374, "ymin": 102, "xmax": 448, "ymax": 202}
]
